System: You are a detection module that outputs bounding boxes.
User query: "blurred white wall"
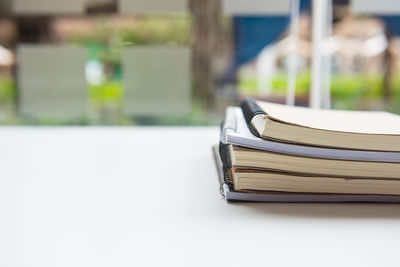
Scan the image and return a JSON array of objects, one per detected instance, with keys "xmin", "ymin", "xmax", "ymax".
[
  {"xmin": 118, "ymin": 0, "xmax": 187, "ymax": 14},
  {"xmin": 351, "ymin": 0, "xmax": 400, "ymax": 15},
  {"xmin": 223, "ymin": 0, "xmax": 290, "ymax": 15},
  {"xmin": 6, "ymin": 0, "xmax": 86, "ymax": 14}
]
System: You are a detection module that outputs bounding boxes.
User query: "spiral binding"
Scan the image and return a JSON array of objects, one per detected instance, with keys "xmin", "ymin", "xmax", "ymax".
[
  {"xmin": 240, "ymin": 98, "xmax": 267, "ymax": 137},
  {"xmin": 219, "ymin": 142, "xmax": 234, "ymax": 190}
]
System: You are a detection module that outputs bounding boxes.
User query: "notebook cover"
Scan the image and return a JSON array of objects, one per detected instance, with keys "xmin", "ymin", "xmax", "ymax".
[
  {"xmin": 244, "ymin": 97, "xmax": 400, "ymax": 135},
  {"xmin": 241, "ymin": 97, "xmax": 400, "ymax": 152},
  {"xmin": 220, "ymin": 106, "xmax": 400, "ymax": 162},
  {"xmin": 212, "ymin": 145, "xmax": 400, "ymax": 203}
]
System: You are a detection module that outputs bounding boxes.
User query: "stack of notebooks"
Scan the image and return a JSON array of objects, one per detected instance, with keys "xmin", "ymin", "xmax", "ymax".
[{"xmin": 213, "ymin": 98, "xmax": 400, "ymax": 202}]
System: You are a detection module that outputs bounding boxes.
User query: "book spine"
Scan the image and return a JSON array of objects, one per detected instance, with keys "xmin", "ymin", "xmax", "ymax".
[{"xmin": 240, "ymin": 98, "xmax": 266, "ymax": 137}]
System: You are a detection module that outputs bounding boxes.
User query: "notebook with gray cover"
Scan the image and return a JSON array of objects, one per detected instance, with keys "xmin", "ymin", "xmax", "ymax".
[
  {"xmin": 220, "ymin": 107, "xmax": 400, "ymax": 163},
  {"xmin": 241, "ymin": 98, "xmax": 400, "ymax": 151}
]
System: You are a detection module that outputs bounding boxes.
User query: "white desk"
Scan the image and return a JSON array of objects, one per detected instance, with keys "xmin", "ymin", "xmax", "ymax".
[{"xmin": 0, "ymin": 127, "xmax": 400, "ymax": 267}]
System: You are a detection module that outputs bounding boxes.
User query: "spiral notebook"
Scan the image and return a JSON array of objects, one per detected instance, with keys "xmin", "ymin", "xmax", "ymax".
[
  {"xmin": 215, "ymin": 99, "xmax": 400, "ymax": 202},
  {"xmin": 240, "ymin": 98, "xmax": 400, "ymax": 151},
  {"xmin": 221, "ymin": 106, "xmax": 400, "ymax": 162},
  {"xmin": 212, "ymin": 145, "xmax": 400, "ymax": 203}
]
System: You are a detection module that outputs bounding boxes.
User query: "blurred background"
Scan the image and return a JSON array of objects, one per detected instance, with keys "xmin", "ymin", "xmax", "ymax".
[{"xmin": 1, "ymin": 0, "xmax": 400, "ymax": 126}]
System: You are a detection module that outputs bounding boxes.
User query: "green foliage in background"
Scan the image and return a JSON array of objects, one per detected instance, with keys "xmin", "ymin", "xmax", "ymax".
[
  {"xmin": 90, "ymin": 80, "xmax": 123, "ymax": 105},
  {"xmin": 239, "ymin": 71, "xmax": 311, "ymax": 96},
  {"xmin": 133, "ymin": 104, "xmax": 220, "ymax": 126},
  {"xmin": 239, "ymin": 70, "xmax": 400, "ymax": 114},
  {"xmin": 119, "ymin": 16, "xmax": 191, "ymax": 45},
  {"xmin": 3, "ymin": 14, "xmax": 400, "ymax": 125},
  {"xmin": 0, "ymin": 76, "xmax": 15, "ymax": 103},
  {"xmin": 0, "ymin": 15, "xmax": 196, "ymax": 125},
  {"xmin": 0, "ymin": 75, "xmax": 18, "ymax": 123},
  {"xmin": 0, "ymin": 16, "xmax": 205, "ymax": 126},
  {"xmin": 66, "ymin": 15, "xmax": 195, "ymax": 126},
  {"xmin": 70, "ymin": 15, "xmax": 191, "ymax": 46}
]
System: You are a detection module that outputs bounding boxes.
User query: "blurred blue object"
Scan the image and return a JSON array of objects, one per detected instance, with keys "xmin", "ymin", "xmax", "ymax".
[
  {"xmin": 233, "ymin": 16, "xmax": 288, "ymax": 70},
  {"xmin": 381, "ymin": 16, "xmax": 400, "ymax": 36},
  {"xmin": 222, "ymin": 0, "xmax": 311, "ymax": 83}
]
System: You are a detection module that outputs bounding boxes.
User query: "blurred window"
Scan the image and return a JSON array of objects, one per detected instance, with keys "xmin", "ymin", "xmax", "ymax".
[
  {"xmin": 18, "ymin": 45, "xmax": 87, "ymax": 117},
  {"xmin": 122, "ymin": 46, "xmax": 191, "ymax": 116}
]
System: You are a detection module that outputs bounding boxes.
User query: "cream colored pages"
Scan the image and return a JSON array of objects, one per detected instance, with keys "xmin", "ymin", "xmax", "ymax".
[{"xmin": 257, "ymin": 101, "xmax": 400, "ymax": 134}]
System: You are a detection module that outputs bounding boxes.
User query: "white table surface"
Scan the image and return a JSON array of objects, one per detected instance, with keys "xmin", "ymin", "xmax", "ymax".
[{"xmin": 1, "ymin": 127, "xmax": 400, "ymax": 267}]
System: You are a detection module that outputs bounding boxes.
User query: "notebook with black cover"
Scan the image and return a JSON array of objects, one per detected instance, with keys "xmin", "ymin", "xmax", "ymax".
[
  {"xmin": 212, "ymin": 145, "xmax": 400, "ymax": 202},
  {"xmin": 241, "ymin": 98, "xmax": 400, "ymax": 151}
]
